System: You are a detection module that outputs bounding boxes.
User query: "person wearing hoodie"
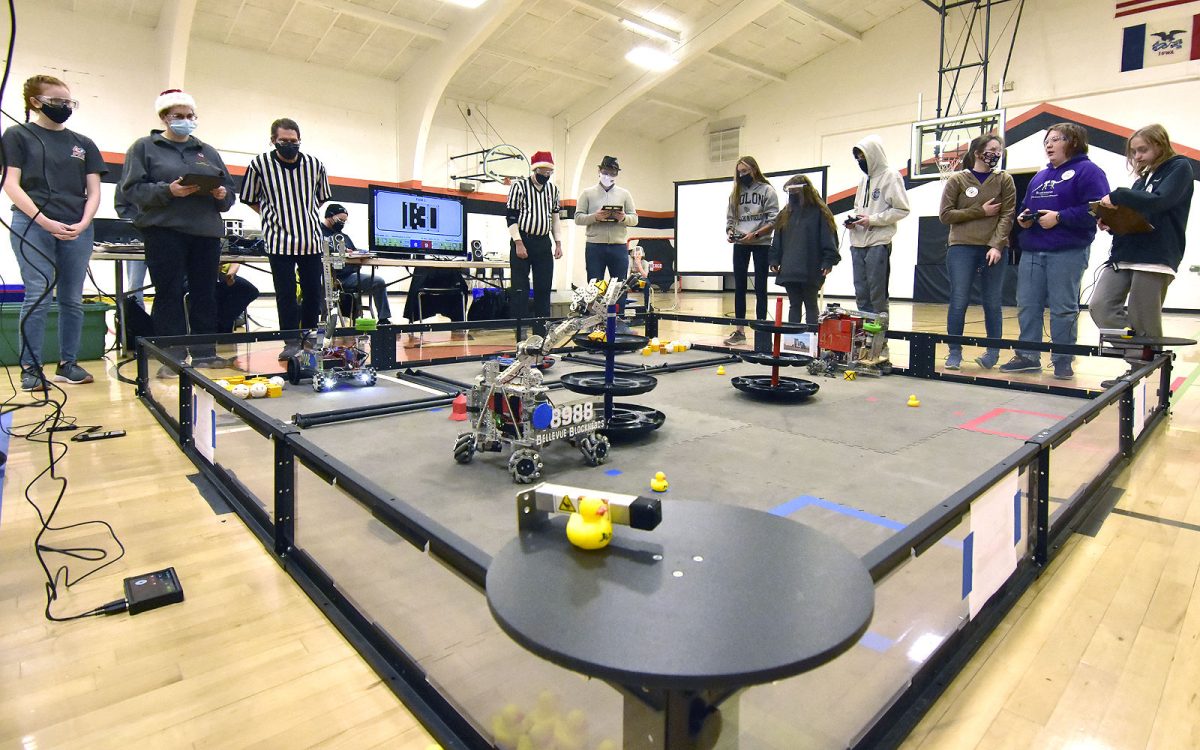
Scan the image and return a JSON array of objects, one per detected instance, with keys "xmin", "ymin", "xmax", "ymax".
[
  {"xmin": 768, "ymin": 174, "xmax": 840, "ymax": 325},
  {"xmin": 847, "ymin": 135, "xmax": 910, "ymax": 360},
  {"xmin": 1001, "ymin": 123, "xmax": 1110, "ymax": 380},
  {"xmin": 1089, "ymin": 124, "xmax": 1193, "ymax": 342},
  {"xmin": 724, "ymin": 156, "xmax": 779, "ymax": 345},
  {"xmin": 119, "ymin": 89, "xmax": 237, "ymax": 367}
]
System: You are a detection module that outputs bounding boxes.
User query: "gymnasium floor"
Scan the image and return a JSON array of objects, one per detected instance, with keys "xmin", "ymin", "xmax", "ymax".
[{"xmin": 2, "ymin": 292, "xmax": 1199, "ymax": 749}]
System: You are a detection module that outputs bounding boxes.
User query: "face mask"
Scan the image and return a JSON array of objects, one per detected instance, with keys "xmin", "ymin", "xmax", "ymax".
[
  {"xmin": 330, "ymin": 220, "xmax": 346, "ymax": 232},
  {"xmin": 168, "ymin": 119, "xmax": 197, "ymax": 137},
  {"xmin": 980, "ymin": 151, "xmax": 1001, "ymax": 169},
  {"xmin": 788, "ymin": 191, "xmax": 802, "ymax": 207},
  {"xmin": 38, "ymin": 103, "xmax": 72, "ymax": 125},
  {"xmin": 534, "ymin": 172, "xmax": 550, "ymax": 186},
  {"xmin": 738, "ymin": 173, "xmax": 752, "ymax": 188},
  {"xmin": 599, "ymin": 174, "xmax": 615, "ymax": 188},
  {"xmin": 275, "ymin": 142, "xmax": 300, "ymax": 160},
  {"xmin": 856, "ymin": 157, "xmax": 869, "ymax": 174}
]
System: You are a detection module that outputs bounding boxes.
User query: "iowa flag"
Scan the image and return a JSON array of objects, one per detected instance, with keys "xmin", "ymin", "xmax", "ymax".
[{"xmin": 1121, "ymin": 14, "xmax": 1200, "ymax": 69}]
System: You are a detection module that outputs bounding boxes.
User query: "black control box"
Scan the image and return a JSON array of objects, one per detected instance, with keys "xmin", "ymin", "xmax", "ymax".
[{"xmin": 123, "ymin": 567, "xmax": 184, "ymax": 615}]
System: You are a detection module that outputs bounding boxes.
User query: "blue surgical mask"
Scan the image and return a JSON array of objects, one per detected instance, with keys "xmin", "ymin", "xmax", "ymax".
[{"xmin": 168, "ymin": 119, "xmax": 197, "ymax": 137}]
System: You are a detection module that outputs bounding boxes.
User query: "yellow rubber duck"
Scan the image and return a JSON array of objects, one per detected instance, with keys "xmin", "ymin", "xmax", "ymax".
[
  {"xmin": 907, "ymin": 394, "xmax": 920, "ymax": 407},
  {"xmin": 716, "ymin": 365, "xmax": 726, "ymax": 375},
  {"xmin": 650, "ymin": 471, "xmax": 669, "ymax": 492},
  {"xmin": 566, "ymin": 497, "xmax": 612, "ymax": 550}
]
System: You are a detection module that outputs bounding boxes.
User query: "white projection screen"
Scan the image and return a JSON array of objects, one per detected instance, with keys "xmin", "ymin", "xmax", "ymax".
[{"xmin": 675, "ymin": 167, "xmax": 828, "ymax": 274}]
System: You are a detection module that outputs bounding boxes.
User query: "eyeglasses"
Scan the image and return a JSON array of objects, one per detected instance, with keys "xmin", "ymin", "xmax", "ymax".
[
  {"xmin": 166, "ymin": 113, "xmax": 198, "ymax": 122},
  {"xmin": 36, "ymin": 96, "xmax": 79, "ymax": 110},
  {"xmin": 275, "ymin": 138, "xmax": 301, "ymax": 145},
  {"xmin": 534, "ymin": 168, "xmax": 554, "ymax": 176},
  {"xmin": 1044, "ymin": 136, "xmax": 1067, "ymax": 144}
]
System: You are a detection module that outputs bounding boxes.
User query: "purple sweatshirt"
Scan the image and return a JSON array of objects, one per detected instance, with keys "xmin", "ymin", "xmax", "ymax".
[{"xmin": 1017, "ymin": 154, "xmax": 1110, "ymax": 252}]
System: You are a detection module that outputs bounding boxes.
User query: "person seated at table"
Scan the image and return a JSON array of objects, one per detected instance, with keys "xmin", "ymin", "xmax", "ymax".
[
  {"xmin": 402, "ymin": 266, "xmax": 470, "ymax": 345},
  {"xmin": 213, "ymin": 262, "xmax": 259, "ymax": 333},
  {"xmin": 319, "ymin": 203, "xmax": 391, "ymax": 323}
]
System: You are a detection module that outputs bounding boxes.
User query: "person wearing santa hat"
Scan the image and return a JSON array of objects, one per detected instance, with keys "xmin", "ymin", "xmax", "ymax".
[
  {"xmin": 118, "ymin": 88, "xmax": 237, "ymax": 367},
  {"xmin": 505, "ymin": 150, "xmax": 562, "ymax": 337}
]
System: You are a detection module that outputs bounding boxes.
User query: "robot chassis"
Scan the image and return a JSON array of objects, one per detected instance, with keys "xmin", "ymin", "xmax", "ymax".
[
  {"xmin": 807, "ymin": 304, "xmax": 893, "ymax": 377},
  {"xmin": 287, "ymin": 232, "xmax": 378, "ymax": 393},
  {"xmin": 454, "ymin": 274, "xmax": 645, "ymax": 484}
]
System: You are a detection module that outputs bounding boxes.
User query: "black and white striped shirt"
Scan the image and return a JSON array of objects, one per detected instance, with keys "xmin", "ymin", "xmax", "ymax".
[
  {"xmin": 240, "ymin": 151, "xmax": 332, "ymax": 255},
  {"xmin": 506, "ymin": 177, "xmax": 561, "ymax": 237}
]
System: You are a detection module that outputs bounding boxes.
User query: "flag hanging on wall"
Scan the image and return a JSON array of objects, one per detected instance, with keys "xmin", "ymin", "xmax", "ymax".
[
  {"xmin": 1121, "ymin": 13, "xmax": 1200, "ymax": 69},
  {"xmin": 1116, "ymin": 0, "xmax": 1200, "ymax": 19}
]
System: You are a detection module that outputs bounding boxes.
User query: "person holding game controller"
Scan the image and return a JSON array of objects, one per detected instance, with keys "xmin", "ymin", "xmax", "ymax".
[
  {"xmin": 1002, "ymin": 123, "xmax": 1110, "ymax": 379},
  {"xmin": 724, "ymin": 156, "xmax": 779, "ymax": 345},
  {"xmin": 938, "ymin": 133, "xmax": 1016, "ymax": 371}
]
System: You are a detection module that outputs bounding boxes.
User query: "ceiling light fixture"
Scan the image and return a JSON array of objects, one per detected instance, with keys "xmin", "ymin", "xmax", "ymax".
[
  {"xmin": 625, "ymin": 45, "xmax": 677, "ymax": 72},
  {"xmin": 443, "ymin": 0, "xmax": 487, "ymax": 8},
  {"xmin": 620, "ymin": 18, "xmax": 680, "ymax": 44}
]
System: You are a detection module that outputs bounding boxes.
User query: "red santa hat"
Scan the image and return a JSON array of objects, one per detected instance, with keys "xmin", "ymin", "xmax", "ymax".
[
  {"xmin": 529, "ymin": 150, "xmax": 555, "ymax": 170},
  {"xmin": 155, "ymin": 89, "xmax": 195, "ymax": 115}
]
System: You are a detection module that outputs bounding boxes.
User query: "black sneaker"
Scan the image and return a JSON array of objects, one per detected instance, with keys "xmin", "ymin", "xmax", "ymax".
[
  {"xmin": 724, "ymin": 330, "xmax": 746, "ymax": 345},
  {"xmin": 53, "ymin": 361, "xmax": 94, "ymax": 384},
  {"xmin": 975, "ymin": 352, "xmax": 999, "ymax": 370},
  {"xmin": 1052, "ymin": 360, "xmax": 1074, "ymax": 380},
  {"xmin": 191, "ymin": 355, "xmax": 233, "ymax": 369},
  {"xmin": 20, "ymin": 367, "xmax": 48, "ymax": 392},
  {"xmin": 999, "ymin": 355, "xmax": 1041, "ymax": 374}
]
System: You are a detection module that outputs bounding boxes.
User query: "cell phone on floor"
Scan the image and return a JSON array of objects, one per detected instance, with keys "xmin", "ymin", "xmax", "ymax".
[{"xmin": 72, "ymin": 429, "xmax": 126, "ymax": 442}]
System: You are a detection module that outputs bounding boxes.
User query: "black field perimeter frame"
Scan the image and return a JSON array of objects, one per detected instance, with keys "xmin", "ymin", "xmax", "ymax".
[{"xmin": 136, "ymin": 313, "xmax": 1177, "ymax": 750}]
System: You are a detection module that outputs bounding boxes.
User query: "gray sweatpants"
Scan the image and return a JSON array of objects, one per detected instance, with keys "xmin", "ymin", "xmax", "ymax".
[
  {"xmin": 851, "ymin": 244, "xmax": 890, "ymax": 315},
  {"xmin": 1088, "ymin": 264, "xmax": 1172, "ymax": 339}
]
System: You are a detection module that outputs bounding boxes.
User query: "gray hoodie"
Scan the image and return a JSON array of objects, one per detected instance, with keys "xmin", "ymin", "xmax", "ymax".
[
  {"xmin": 848, "ymin": 135, "xmax": 910, "ymax": 248},
  {"xmin": 118, "ymin": 131, "xmax": 237, "ymax": 238},
  {"xmin": 726, "ymin": 180, "xmax": 779, "ymax": 246}
]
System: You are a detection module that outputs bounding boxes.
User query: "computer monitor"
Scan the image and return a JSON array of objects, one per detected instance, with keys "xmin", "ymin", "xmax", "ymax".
[{"xmin": 368, "ymin": 185, "xmax": 467, "ymax": 258}]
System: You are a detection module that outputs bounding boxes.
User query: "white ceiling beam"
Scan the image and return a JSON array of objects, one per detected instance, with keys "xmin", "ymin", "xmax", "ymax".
[
  {"xmin": 297, "ymin": 0, "xmax": 447, "ymax": 42},
  {"xmin": 646, "ymin": 96, "xmax": 718, "ymax": 118},
  {"xmin": 781, "ymin": 0, "xmax": 861, "ymax": 43},
  {"xmin": 157, "ymin": 0, "xmax": 196, "ymax": 87},
  {"xmin": 563, "ymin": 0, "xmax": 682, "ymax": 43},
  {"xmin": 706, "ymin": 49, "xmax": 787, "ymax": 83},
  {"xmin": 481, "ymin": 48, "xmax": 611, "ymax": 88},
  {"xmin": 267, "ymin": 1, "xmax": 301, "ymax": 54}
]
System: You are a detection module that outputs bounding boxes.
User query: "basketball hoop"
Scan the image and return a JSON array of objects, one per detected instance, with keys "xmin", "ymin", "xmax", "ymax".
[{"xmin": 936, "ymin": 156, "xmax": 959, "ymax": 180}]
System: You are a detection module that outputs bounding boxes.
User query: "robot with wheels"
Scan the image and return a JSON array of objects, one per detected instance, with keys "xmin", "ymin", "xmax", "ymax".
[
  {"xmin": 453, "ymin": 274, "xmax": 645, "ymax": 484},
  {"xmin": 286, "ymin": 232, "xmax": 377, "ymax": 393},
  {"xmin": 807, "ymin": 304, "xmax": 892, "ymax": 377}
]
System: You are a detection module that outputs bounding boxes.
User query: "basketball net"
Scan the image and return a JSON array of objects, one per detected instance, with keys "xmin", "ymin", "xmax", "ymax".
[{"xmin": 936, "ymin": 155, "xmax": 959, "ymax": 181}]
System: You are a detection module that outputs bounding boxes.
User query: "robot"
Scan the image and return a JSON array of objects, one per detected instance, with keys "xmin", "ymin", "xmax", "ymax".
[
  {"xmin": 807, "ymin": 304, "xmax": 892, "ymax": 377},
  {"xmin": 286, "ymin": 232, "xmax": 378, "ymax": 393},
  {"xmin": 453, "ymin": 274, "xmax": 645, "ymax": 484}
]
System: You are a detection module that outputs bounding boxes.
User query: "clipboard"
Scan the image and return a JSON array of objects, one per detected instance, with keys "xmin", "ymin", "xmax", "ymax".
[
  {"xmin": 1090, "ymin": 201, "xmax": 1154, "ymax": 235},
  {"xmin": 180, "ymin": 172, "xmax": 224, "ymax": 192}
]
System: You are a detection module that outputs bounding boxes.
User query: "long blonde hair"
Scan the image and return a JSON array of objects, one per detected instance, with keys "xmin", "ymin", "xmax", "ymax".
[
  {"xmin": 775, "ymin": 174, "xmax": 836, "ymax": 236},
  {"xmin": 1126, "ymin": 124, "xmax": 1177, "ymax": 176},
  {"xmin": 23, "ymin": 74, "xmax": 68, "ymax": 122},
  {"xmin": 728, "ymin": 155, "xmax": 767, "ymax": 209}
]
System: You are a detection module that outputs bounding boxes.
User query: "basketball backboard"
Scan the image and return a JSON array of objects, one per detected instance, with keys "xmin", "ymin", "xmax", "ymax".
[{"xmin": 910, "ymin": 110, "xmax": 1005, "ymax": 181}]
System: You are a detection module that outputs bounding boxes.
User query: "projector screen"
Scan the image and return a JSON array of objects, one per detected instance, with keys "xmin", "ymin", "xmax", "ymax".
[
  {"xmin": 675, "ymin": 167, "xmax": 827, "ymax": 274},
  {"xmin": 369, "ymin": 185, "xmax": 467, "ymax": 256}
]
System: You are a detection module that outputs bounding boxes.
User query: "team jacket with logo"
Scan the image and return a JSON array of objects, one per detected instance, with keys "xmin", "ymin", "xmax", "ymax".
[{"xmin": 1017, "ymin": 154, "xmax": 1110, "ymax": 252}]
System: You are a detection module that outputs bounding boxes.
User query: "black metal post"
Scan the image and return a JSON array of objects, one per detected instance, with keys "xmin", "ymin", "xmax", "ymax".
[
  {"xmin": 1119, "ymin": 389, "xmax": 1134, "ymax": 459},
  {"xmin": 179, "ymin": 369, "xmax": 194, "ymax": 450},
  {"xmin": 274, "ymin": 437, "xmax": 296, "ymax": 556},
  {"xmin": 1033, "ymin": 449, "xmax": 1050, "ymax": 565}
]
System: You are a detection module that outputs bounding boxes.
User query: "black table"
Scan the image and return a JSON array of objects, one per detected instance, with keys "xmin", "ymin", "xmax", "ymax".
[{"xmin": 486, "ymin": 501, "xmax": 875, "ymax": 749}]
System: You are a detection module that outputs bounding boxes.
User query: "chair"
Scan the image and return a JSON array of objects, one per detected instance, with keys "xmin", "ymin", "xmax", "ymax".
[{"xmin": 417, "ymin": 287, "xmax": 468, "ymax": 343}]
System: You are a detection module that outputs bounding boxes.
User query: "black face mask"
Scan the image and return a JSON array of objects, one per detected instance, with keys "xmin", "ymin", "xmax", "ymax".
[
  {"xmin": 856, "ymin": 157, "xmax": 869, "ymax": 174},
  {"xmin": 330, "ymin": 220, "xmax": 346, "ymax": 232},
  {"xmin": 275, "ymin": 142, "xmax": 300, "ymax": 160},
  {"xmin": 38, "ymin": 103, "xmax": 72, "ymax": 125},
  {"xmin": 738, "ymin": 173, "xmax": 753, "ymax": 188},
  {"xmin": 788, "ymin": 192, "xmax": 802, "ymax": 207},
  {"xmin": 980, "ymin": 151, "xmax": 1001, "ymax": 169},
  {"xmin": 534, "ymin": 172, "xmax": 550, "ymax": 186}
]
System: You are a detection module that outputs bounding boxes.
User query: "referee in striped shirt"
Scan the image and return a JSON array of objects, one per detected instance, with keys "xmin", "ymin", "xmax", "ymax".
[
  {"xmin": 507, "ymin": 150, "xmax": 562, "ymax": 337},
  {"xmin": 240, "ymin": 117, "xmax": 332, "ymax": 359}
]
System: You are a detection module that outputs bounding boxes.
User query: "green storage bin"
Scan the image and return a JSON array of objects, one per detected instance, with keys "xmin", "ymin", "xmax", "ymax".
[{"xmin": 0, "ymin": 302, "xmax": 113, "ymax": 366}]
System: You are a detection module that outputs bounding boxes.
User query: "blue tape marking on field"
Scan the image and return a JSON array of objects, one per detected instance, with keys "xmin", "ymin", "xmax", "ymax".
[
  {"xmin": 0, "ymin": 412, "xmax": 12, "ymax": 521},
  {"xmin": 604, "ymin": 469, "xmax": 622, "ymax": 476},
  {"xmin": 769, "ymin": 494, "xmax": 907, "ymax": 531},
  {"xmin": 211, "ymin": 411, "xmax": 216, "ymax": 452},
  {"xmin": 858, "ymin": 631, "xmax": 894, "ymax": 653},
  {"xmin": 1014, "ymin": 488, "xmax": 1022, "ymax": 545},
  {"xmin": 962, "ymin": 532, "xmax": 974, "ymax": 599}
]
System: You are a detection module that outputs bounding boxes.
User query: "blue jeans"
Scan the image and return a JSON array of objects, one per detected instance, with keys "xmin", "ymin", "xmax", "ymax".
[
  {"xmin": 10, "ymin": 210, "xmax": 94, "ymax": 369},
  {"xmin": 585, "ymin": 242, "xmax": 630, "ymax": 313},
  {"xmin": 1016, "ymin": 247, "xmax": 1089, "ymax": 365},
  {"xmin": 946, "ymin": 244, "xmax": 1003, "ymax": 358}
]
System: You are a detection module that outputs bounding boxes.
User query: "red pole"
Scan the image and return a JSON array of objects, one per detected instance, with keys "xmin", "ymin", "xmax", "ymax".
[{"xmin": 771, "ymin": 296, "xmax": 783, "ymax": 386}]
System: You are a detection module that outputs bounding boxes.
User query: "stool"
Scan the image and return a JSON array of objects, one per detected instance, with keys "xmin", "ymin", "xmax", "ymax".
[{"xmin": 417, "ymin": 287, "xmax": 468, "ymax": 342}]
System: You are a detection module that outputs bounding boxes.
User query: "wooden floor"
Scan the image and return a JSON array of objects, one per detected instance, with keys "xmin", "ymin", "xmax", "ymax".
[{"xmin": 2, "ymin": 296, "xmax": 1198, "ymax": 749}]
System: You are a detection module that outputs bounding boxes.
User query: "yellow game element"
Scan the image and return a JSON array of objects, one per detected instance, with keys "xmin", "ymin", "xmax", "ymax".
[
  {"xmin": 650, "ymin": 471, "xmax": 669, "ymax": 492},
  {"xmin": 595, "ymin": 279, "xmax": 608, "ymax": 293},
  {"xmin": 266, "ymin": 383, "xmax": 284, "ymax": 398},
  {"xmin": 660, "ymin": 340, "xmax": 672, "ymax": 353},
  {"xmin": 716, "ymin": 365, "xmax": 726, "ymax": 375},
  {"xmin": 641, "ymin": 346, "xmax": 653, "ymax": 356},
  {"xmin": 650, "ymin": 337, "xmax": 660, "ymax": 347},
  {"xmin": 674, "ymin": 343, "xmax": 687, "ymax": 352},
  {"xmin": 907, "ymin": 394, "xmax": 920, "ymax": 407},
  {"xmin": 224, "ymin": 375, "xmax": 245, "ymax": 386},
  {"xmin": 587, "ymin": 330, "xmax": 606, "ymax": 342},
  {"xmin": 566, "ymin": 497, "xmax": 612, "ymax": 550},
  {"xmin": 246, "ymin": 376, "xmax": 270, "ymax": 385},
  {"xmin": 844, "ymin": 370, "xmax": 857, "ymax": 381}
]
